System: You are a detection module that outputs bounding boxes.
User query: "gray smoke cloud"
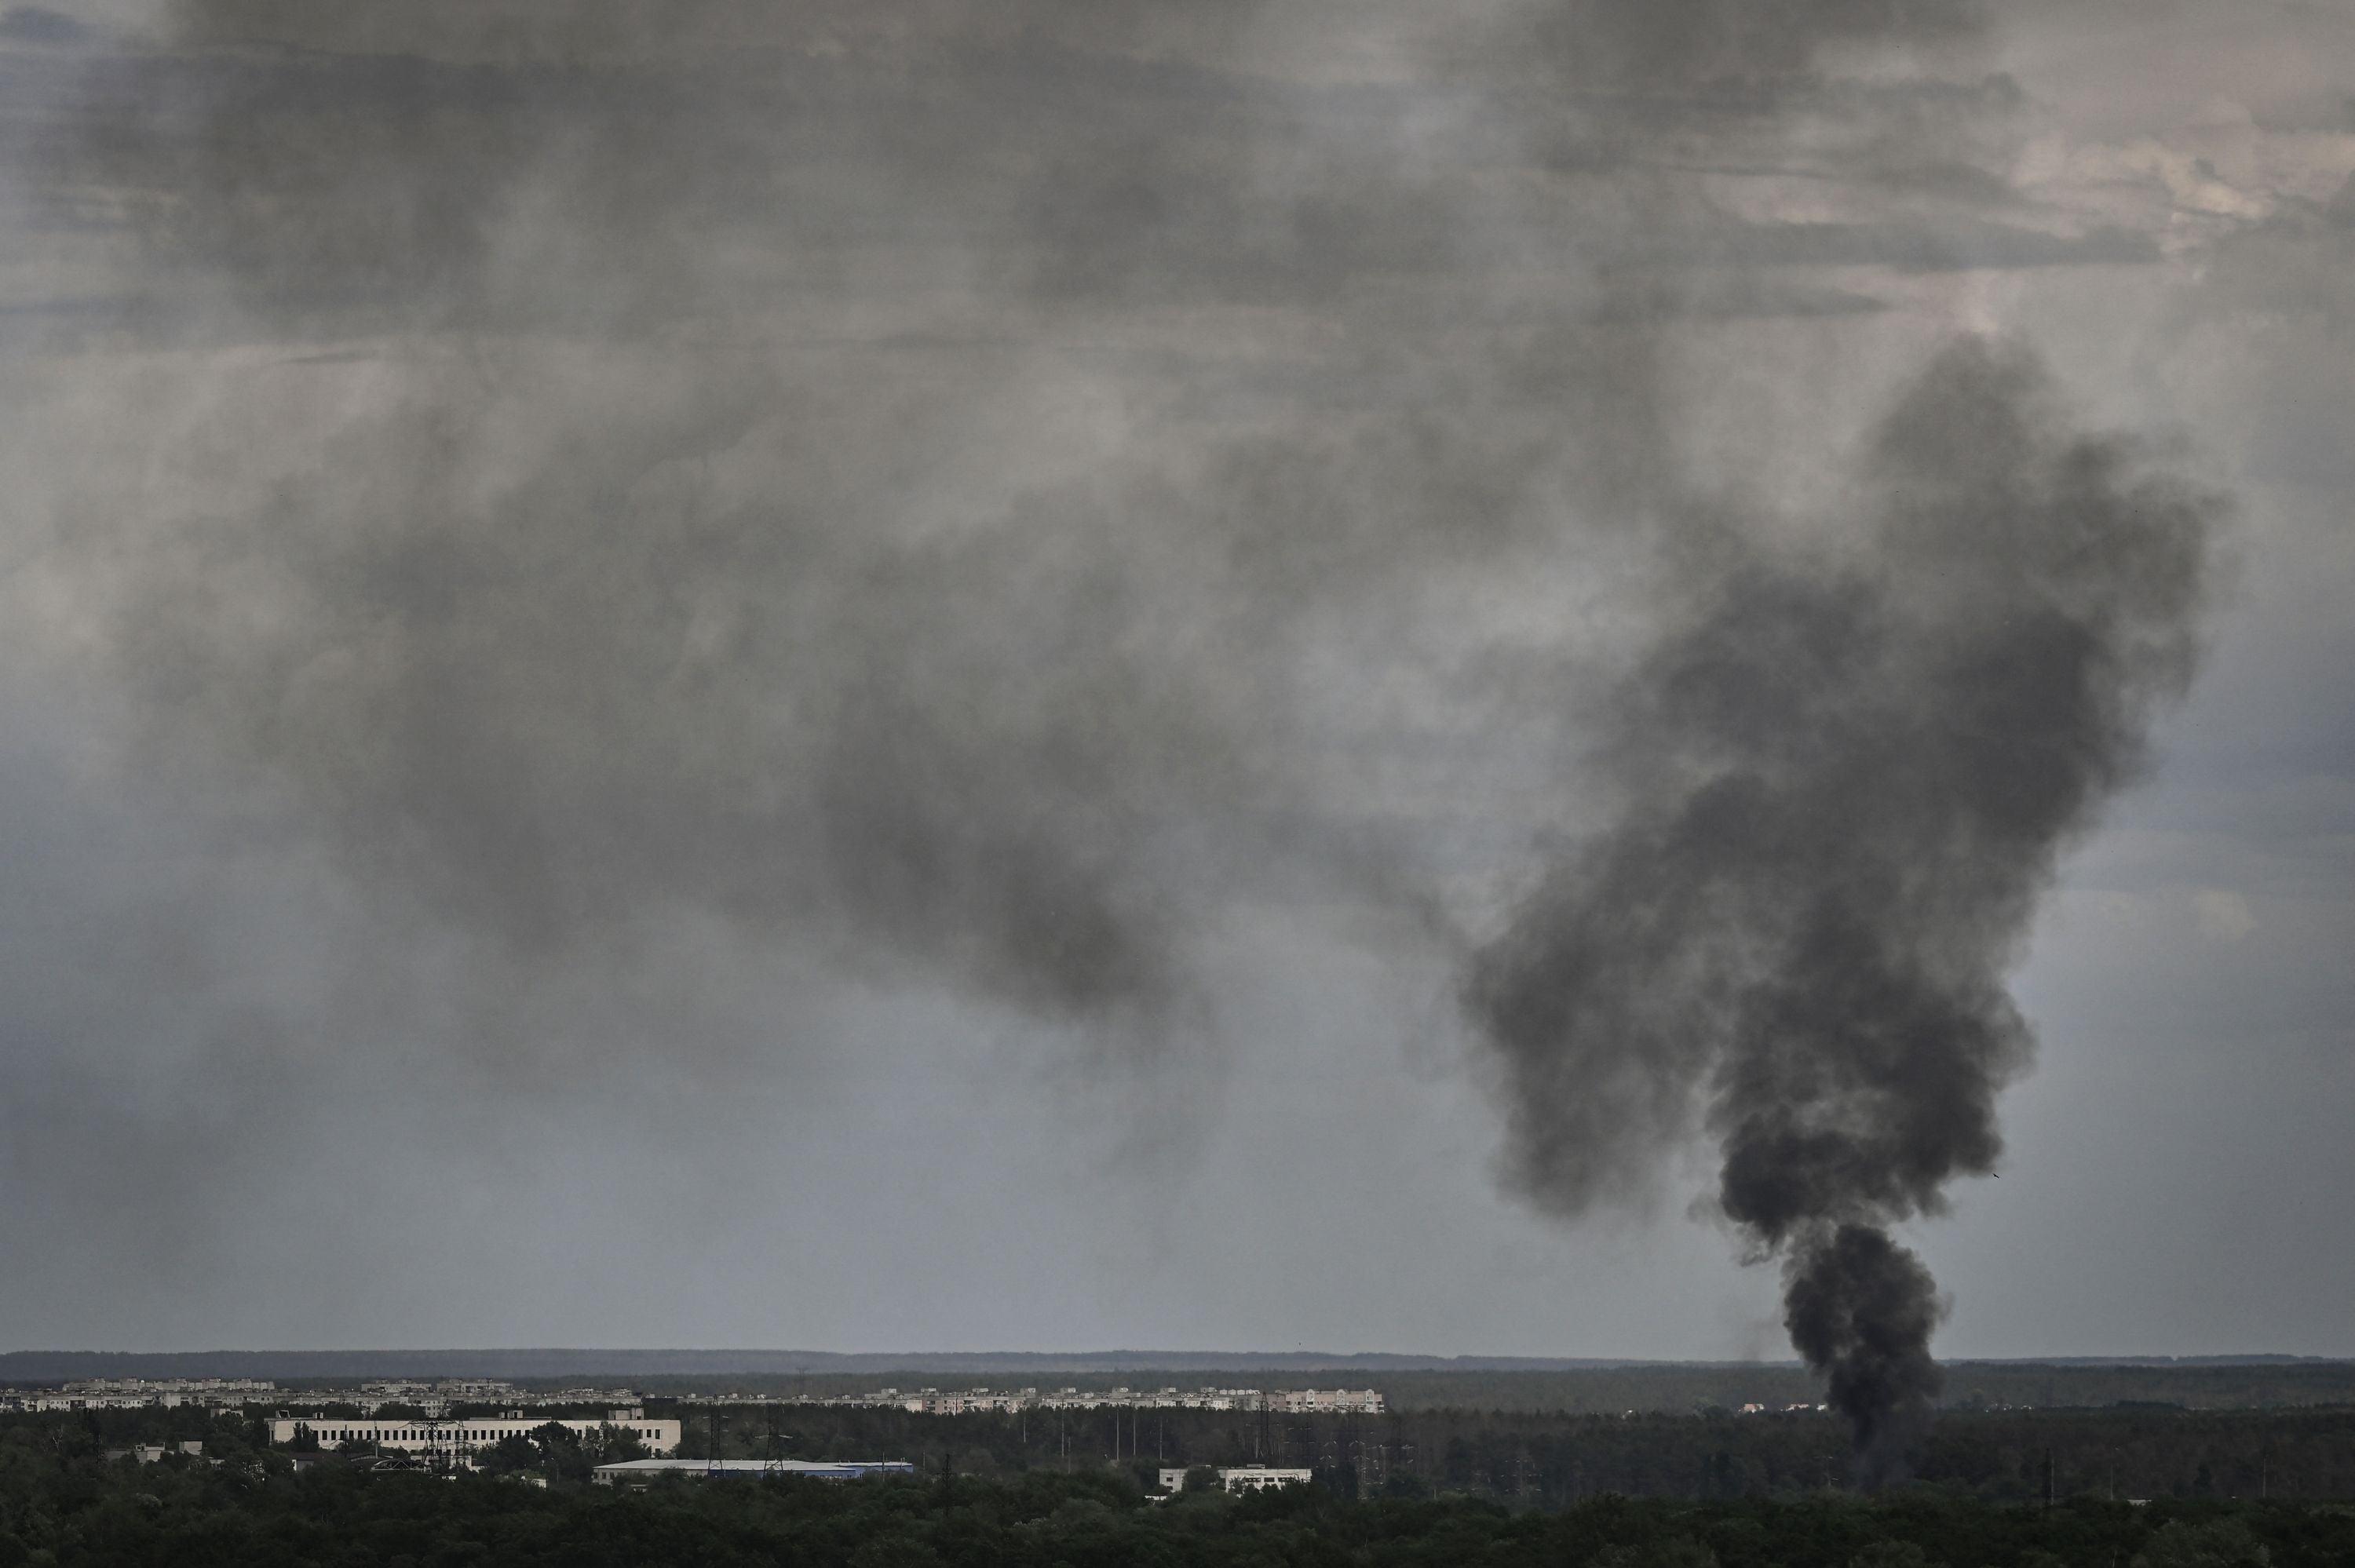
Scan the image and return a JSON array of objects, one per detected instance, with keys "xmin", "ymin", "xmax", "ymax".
[
  {"xmin": 29, "ymin": 0, "xmax": 2035, "ymax": 1037},
  {"xmin": 0, "ymin": 0, "xmax": 2229, "ymax": 1380},
  {"xmin": 1466, "ymin": 338, "xmax": 2217, "ymax": 1471}
]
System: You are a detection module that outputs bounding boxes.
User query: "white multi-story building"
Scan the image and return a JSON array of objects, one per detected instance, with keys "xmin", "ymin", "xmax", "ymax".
[
  {"xmin": 1269, "ymin": 1389, "xmax": 1385, "ymax": 1415},
  {"xmin": 268, "ymin": 1414, "xmax": 679, "ymax": 1464},
  {"xmin": 3, "ymin": 1378, "xmax": 282, "ymax": 1413},
  {"xmin": 895, "ymin": 1388, "xmax": 1039, "ymax": 1415}
]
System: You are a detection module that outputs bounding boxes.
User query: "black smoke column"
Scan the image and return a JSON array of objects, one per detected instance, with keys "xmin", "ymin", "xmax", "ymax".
[
  {"xmin": 1466, "ymin": 339, "xmax": 2217, "ymax": 1478},
  {"xmin": 1784, "ymin": 1225, "xmax": 1944, "ymax": 1475}
]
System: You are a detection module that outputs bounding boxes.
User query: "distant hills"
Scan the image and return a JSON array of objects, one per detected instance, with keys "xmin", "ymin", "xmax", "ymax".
[
  {"xmin": 0, "ymin": 1347, "xmax": 2345, "ymax": 1386},
  {"xmin": 0, "ymin": 1349, "xmax": 1684, "ymax": 1382}
]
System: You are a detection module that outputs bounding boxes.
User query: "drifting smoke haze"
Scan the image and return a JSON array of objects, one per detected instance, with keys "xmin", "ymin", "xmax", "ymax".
[
  {"xmin": 9, "ymin": 0, "xmax": 2341, "ymax": 1452},
  {"xmin": 16, "ymin": 0, "xmax": 2090, "ymax": 1049}
]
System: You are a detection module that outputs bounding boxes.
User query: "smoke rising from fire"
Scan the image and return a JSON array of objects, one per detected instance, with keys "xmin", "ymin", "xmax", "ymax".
[{"xmin": 1467, "ymin": 341, "xmax": 2216, "ymax": 1467}]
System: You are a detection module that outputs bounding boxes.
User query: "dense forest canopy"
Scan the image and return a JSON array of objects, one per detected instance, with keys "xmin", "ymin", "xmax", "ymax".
[{"xmin": 5, "ymin": 1402, "xmax": 2355, "ymax": 1566}]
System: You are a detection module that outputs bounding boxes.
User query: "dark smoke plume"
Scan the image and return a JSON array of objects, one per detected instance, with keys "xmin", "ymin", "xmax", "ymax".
[
  {"xmin": 1466, "ymin": 339, "xmax": 2216, "ymax": 1473},
  {"xmin": 1785, "ymin": 1225, "xmax": 1944, "ymax": 1464}
]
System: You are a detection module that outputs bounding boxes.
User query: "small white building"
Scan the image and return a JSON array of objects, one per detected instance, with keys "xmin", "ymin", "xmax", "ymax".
[
  {"xmin": 1158, "ymin": 1464, "xmax": 1315, "ymax": 1494},
  {"xmin": 1218, "ymin": 1464, "xmax": 1315, "ymax": 1493}
]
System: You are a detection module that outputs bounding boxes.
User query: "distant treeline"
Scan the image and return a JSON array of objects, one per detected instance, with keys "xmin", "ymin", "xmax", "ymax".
[
  {"xmin": 9, "ymin": 1355, "xmax": 2355, "ymax": 1413},
  {"xmin": 0, "ymin": 1350, "xmax": 1643, "ymax": 1383},
  {"xmin": 625, "ymin": 1363, "xmax": 2355, "ymax": 1415},
  {"xmin": 1352, "ymin": 1364, "xmax": 2355, "ymax": 1415},
  {"xmin": 0, "ymin": 1347, "xmax": 2333, "ymax": 1377}
]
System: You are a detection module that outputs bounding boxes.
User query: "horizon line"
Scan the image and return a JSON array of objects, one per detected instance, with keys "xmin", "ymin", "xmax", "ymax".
[{"xmin": 3, "ymin": 1347, "xmax": 2347, "ymax": 1366}]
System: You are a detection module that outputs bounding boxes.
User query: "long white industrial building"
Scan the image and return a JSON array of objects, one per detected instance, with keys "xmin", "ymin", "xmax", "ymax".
[{"xmin": 268, "ymin": 1415, "xmax": 679, "ymax": 1457}]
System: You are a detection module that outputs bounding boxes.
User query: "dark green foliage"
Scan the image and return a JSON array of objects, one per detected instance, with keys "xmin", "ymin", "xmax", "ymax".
[
  {"xmin": 647, "ymin": 1395, "xmax": 2355, "ymax": 1505},
  {"xmin": 2132, "ymin": 1517, "xmax": 2273, "ymax": 1566},
  {"xmin": 3, "ymin": 1410, "xmax": 2355, "ymax": 1567}
]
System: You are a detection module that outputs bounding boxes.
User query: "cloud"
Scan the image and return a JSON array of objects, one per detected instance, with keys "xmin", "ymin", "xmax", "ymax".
[
  {"xmin": 2196, "ymin": 889, "xmax": 2255, "ymax": 943},
  {"xmin": 0, "ymin": 6, "xmax": 94, "ymax": 46}
]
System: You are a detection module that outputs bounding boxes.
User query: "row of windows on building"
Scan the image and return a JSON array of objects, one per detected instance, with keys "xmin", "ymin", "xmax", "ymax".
[{"xmin": 302, "ymin": 1424, "xmax": 665, "ymax": 1445}]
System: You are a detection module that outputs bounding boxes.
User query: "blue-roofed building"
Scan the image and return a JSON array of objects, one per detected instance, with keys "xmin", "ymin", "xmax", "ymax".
[{"xmin": 591, "ymin": 1458, "xmax": 916, "ymax": 1487}]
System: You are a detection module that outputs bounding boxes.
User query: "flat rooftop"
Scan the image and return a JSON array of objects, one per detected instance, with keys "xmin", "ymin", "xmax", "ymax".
[{"xmin": 592, "ymin": 1459, "xmax": 915, "ymax": 1482}]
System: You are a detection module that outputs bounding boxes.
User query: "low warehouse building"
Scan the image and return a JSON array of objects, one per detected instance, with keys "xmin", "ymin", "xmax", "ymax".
[
  {"xmin": 593, "ymin": 1459, "xmax": 915, "ymax": 1486},
  {"xmin": 1219, "ymin": 1465, "xmax": 1315, "ymax": 1493},
  {"xmin": 1156, "ymin": 1464, "xmax": 1315, "ymax": 1494}
]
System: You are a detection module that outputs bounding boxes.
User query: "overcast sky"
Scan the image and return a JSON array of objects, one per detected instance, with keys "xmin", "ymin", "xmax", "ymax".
[{"xmin": 0, "ymin": 0, "xmax": 2347, "ymax": 1360}]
